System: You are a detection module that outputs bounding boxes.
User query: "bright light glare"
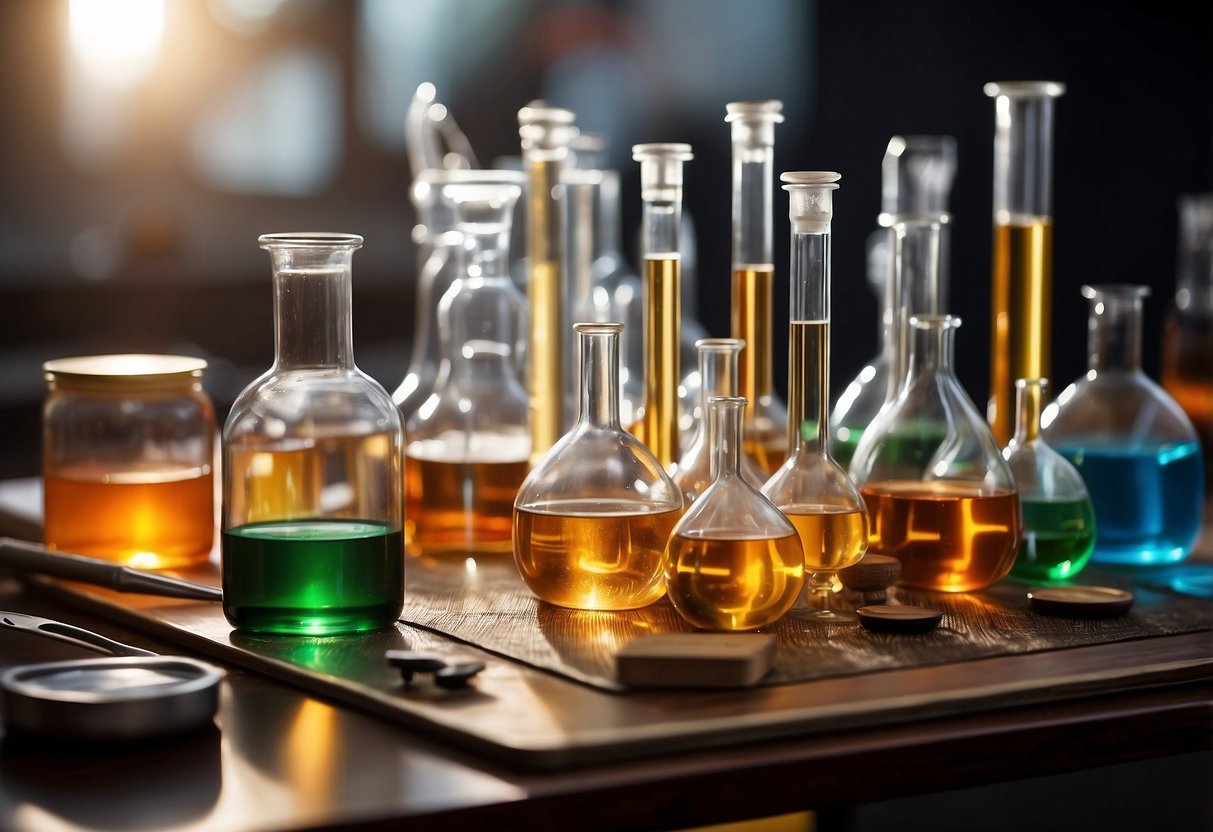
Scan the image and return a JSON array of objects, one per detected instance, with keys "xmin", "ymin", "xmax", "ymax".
[{"xmin": 68, "ymin": 0, "xmax": 165, "ymax": 88}]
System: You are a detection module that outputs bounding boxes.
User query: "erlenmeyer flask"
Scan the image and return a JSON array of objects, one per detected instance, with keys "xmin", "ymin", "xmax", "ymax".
[
  {"xmin": 761, "ymin": 172, "xmax": 868, "ymax": 621},
  {"xmin": 404, "ymin": 181, "xmax": 530, "ymax": 558},
  {"xmin": 666, "ymin": 396, "xmax": 804, "ymax": 631},
  {"xmin": 514, "ymin": 323, "xmax": 683, "ymax": 610},
  {"xmin": 673, "ymin": 338, "xmax": 766, "ymax": 504},
  {"xmin": 850, "ymin": 315, "xmax": 1020, "ymax": 592},
  {"xmin": 1043, "ymin": 285, "xmax": 1204, "ymax": 565},
  {"xmin": 1002, "ymin": 378, "xmax": 1095, "ymax": 582}
]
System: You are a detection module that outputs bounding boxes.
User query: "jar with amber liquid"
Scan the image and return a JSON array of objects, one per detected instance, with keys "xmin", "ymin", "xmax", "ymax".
[{"xmin": 43, "ymin": 354, "xmax": 215, "ymax": 569}]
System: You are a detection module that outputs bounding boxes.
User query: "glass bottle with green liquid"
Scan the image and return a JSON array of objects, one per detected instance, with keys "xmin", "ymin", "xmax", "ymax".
[
  {"xmin": 222, "ymin": 233, "xmax": 405, "ymax": 634},
  {"xmin": 1002, "ymin": 378, "xmax": 1095, "ymax": 582}
]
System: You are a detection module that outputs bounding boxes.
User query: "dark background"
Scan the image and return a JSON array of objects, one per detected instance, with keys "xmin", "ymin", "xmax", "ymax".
[{"xmin": 0, "ymin": 0, "xmax": 1210, "ymax": 478}]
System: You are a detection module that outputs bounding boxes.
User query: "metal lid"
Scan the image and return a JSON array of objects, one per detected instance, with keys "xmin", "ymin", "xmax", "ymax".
[{"xmin": 43, "ymin": 354, "xmax": 207, "ymax": 391}]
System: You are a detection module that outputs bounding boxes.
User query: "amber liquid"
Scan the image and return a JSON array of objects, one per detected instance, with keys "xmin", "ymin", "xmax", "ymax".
[
  {"xmin": 404, "ymin": 434, "xmax": 529, "ymax": 556},
  {"xmin": 665, "ymin": 531, "xmax": 804, "ymax": 630},
  {"xmin": 787, "ymin": 320, "xmax": 828, "ymax": 450},
  {"xmin": 989, "ymin": 219, "xmax": 1054, "ymax": 444},
  {"xmin": 44, "ymin": 463, "xmax": 214, "ymax": 568},
  {"xmin": 631, "ymin": 255, "xmax": 681, "ymax": 469},
  {"xmin": 784, "ymin": 507, "xmax": 867, "ymax": 572},
  {"xmin": 1162, "ymin": 314, "xmax": 1213, "ymax": 488},
  {"xmin": 733, "ymin": 264, "xmax": 787, "ymax": 472},
  {"xmin": 861, "ymin": 481, "xmax": 1020, "ymax": 592},
  {"xmin": 527, "ymin": 158, "xmax": 565, "ymax": 463},
  {"xmin": 512, "ymin": 502, "xmax": 679, "ymax": 610}
]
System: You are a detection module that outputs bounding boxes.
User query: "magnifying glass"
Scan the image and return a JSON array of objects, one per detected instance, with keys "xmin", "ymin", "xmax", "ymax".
[{"xmin": 1, "ymin": 611, "xmax": 223, "ymax": 741}]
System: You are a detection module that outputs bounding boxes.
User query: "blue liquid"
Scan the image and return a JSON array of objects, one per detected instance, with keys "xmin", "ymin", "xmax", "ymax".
[{"xmin": 1056, "ymin": 441, "xmax": 1204, "ymax": 566}]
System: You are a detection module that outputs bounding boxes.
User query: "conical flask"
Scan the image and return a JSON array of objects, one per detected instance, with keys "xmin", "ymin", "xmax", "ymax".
[
  {"xmin": 673, "ymin": 338, "xmax": 767, "ymax": 504},
  {"xmin": 404, "ymin": 180, "xmax": 530, "ymax": 558},
  {"xmin": 665, "ymin": 396, "xmax": 804, "ymax": 630},
  {"xmin": 850, "ymin": 315, "xmax": 1020, "ymax": 592},
  {"xmin": 514, "ymin": 323, "xmax": 683, "ymax": 610},
  {"xmin": 223, "ymin": 233, "xmax": 404, "ymax": 634},
  {"xmin": 1043, "ymin": 285, "xmax": 1204, "ymax": 565},
  {"xmin": 761, "ymin": 172, "xmax": 868, "ymax": 620},
  {"xmin": 1002, "ymin": 378, "xmax": 1095, "ymax": 582}
]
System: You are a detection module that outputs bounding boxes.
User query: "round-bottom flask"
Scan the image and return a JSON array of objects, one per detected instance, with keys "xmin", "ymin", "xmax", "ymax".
[
  {"xmin": 514, "ymin": 323, "xmax": 683, "ymax": 610},
  {"xmin": 666, "ymin": 397, "xmax": 804, "ymax": 631}
]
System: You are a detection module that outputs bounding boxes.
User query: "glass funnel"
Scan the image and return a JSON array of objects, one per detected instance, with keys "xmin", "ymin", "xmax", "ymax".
[
  {"xmin": 514, "ymin": 323, "xmax": 683, "ymax": 610},
  {"xmin": 1002, "ymin": 378, "xmax": 1095, "ymax": 582},
  {"xmin": 761, "ymin": 172, "xmax": 868, "ymax": 621},
  {"xmin": 1043, "ymin": 285, "xmax": 1204, "ymax": 565},
  {"xmin": 223, "ymin": 233, "xmax": 404, "ymax": 634},
  {"xmin": 850, "ymin": 315, "xmax": 1020, "ymax": 592},
  {"xmin": 1162, "ymin": 193, "xmax": 1213, "ymax": 488},
  {"xmin": 666, "ymin": 396, "xmax": 804, "ymax": 631},
  {"xmin": 404, "ymin": 181, "xmax": 530, "ymax": 559},
  {"xmin": 673, "ymin": 338, "xmax": 767, "ymax": 504}
]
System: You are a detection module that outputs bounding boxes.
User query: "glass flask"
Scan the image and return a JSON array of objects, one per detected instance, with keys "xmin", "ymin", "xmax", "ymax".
[
  {"xmin": 726, "ymin": 101, "xmax": 790, "ymax": 474},
  {"xmin": 1002, "ymin": 378, "xmax": 1095, "ymax": 582},
  {"xmin": 42, "ymin": 354, "xmax": 215, "ymax": 569},
  {"xmin": 514, "ymin": 323, "xmax": 683, "ymax": 610},
  {"xmin": 761, "ymin": 172, "xmax": 869, "ymax": 621},
  {"xmin": 1043, "ymin": 285, "xmax": 1204, "ymax": 565},
  {"xmin": 630, "ymin": 143, "xmax": 693, "ymax": 470},
  {"xmin": 404, "ymin": 181, "xmax": 530, "ymax": 558},
  {"xmin": 223, "ymin": 233, "xmax": 404, "ymax": 634},
  {"xmin": 831, "ymin": 136, "xmax": 956, "ymax": 466},
  {"xmin": 673, "ymin": 338, "xmax": 767, "ymax": 504},
  {"xmin": 666, "ymin": 396, "xmax": 804, "ymax": 630},
  {"xmin": 1162, "ymin": 193, "xmax": 1213, "ymax": 488},
  {"xmin": 850, "ymin": 314, "xmax": 1020, "ymax": 592},
  {"xmin": 985, "ymin": 81, "xmax": 1066, "ymax": 444},
  {"xmin": 518, "ymin": 104, "xmax": 577, "ymax": 463}
]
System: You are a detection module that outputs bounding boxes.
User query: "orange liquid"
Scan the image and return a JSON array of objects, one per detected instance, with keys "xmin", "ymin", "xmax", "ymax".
[
  {"xmin": 633, "ymin": 255, "xmax": 681, "ymax": 468},
  {"xmin": 732, "ymin": 265, "xmax": 788, "ymax": 472},
  {"xmin": 512, "ymin": 502, "xmax": 679, "ymax": 610},
  {"xmin": 664, "ymin": 531, "xmax": 804, "ymax": 630},
  {"xmin": 784, "ymin": 507, "xmax": 867, "ymax": 572},
  {"xmin": 44, "ymin": 465, "xmax": 214, "ymax": 568},
  {"xmin": 861, "ymin": 481, "xmax": 1020, "ymax": 592}
]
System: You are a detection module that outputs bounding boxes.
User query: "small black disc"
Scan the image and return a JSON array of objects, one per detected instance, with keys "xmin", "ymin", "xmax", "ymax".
[
  {"xmin": 1028, "ymin": 586, "xmax": 1134, "ymax": 618},
  {"xmin": 856, "ymin": 604, "xmax": 943, "ymax": 634}
]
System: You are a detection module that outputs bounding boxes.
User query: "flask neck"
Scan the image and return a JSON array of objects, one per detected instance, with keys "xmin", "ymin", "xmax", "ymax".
[
  {"xmin": 462, "ymin": 227, "xmax": 512, "ymax": 281},
  {"xmin": 1012, "ymin": 378, "xmax": 1046, "ymax": 444},
  {"xmin": 576, "ymin": 325, "xmax": 622, "ymax": 428},
  {"xmin": 731, "ymin": 138, "xmax": 774, "ymax": 267},
  {"xmin": 596, "ymin": 171, "xmax": 624, "ymax": 259},
  {"xmin": 1176, "ymin": 194, "xmax": 1213, "ymax": 316},
  {"xmin": 907, "ymin": 316, "xmax": 959, "ymax": 380},
  {"xmin": 269, "ymin": 249, "xmax": 356, "ymax": 370},
  {"xmin": 788, "ymin": 228, "xmax": 831, "ymax": 457},
  {"xmin": 888, "ymin": 217, "xmax": 948, "ymax": 401},
  {"xmin": 709, "ymin": 397, "xmax": 747, "ymax": 481},
  {"xmin": 1087, "ymin": 289, "xmax": 1145, "ymax": 373},
  {"xmin": 696, "ymin": 340, "xmax": 743, "ymax": 443}
]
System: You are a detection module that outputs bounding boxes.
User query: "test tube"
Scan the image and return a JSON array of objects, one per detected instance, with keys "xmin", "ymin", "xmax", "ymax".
[
  {"xmin": 985, "ymin": 81, "xmax": 1066, "ymax": 444},
  {"xmin": 632, "ymin": 143, "xmax": 693, "ymax": 469}
]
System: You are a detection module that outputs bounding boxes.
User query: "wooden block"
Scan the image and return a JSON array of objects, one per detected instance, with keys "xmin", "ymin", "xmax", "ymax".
[{"xmin": 616, "ymin": 633, "xmax": 776, "ymax": 688}]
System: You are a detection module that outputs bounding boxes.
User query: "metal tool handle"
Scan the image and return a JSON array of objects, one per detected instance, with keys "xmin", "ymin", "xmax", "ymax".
[{"xmin": 0, "ymin": 610, "xmax": 157, "ymax": 657}]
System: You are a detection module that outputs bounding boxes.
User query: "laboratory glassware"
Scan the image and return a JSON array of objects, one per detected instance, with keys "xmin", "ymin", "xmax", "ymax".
[
  {"xmin": 593, "ymin": 168, "xmax": 645, "ymax": 426},
  {"xmin": 514, "ymin": 323, "xmax": 682, "ymax": 610},
  {"xmin": 42, "ymin": 354, "xmax": 215, "ymax": 569},
  {"xmin": 1044, "ymin": 284, "xmax": 1204, "ymax": 565},
  {"xmin": 223, "ymin": 233, "xmax": 404, "ymax": 634},
  {"xmin": 666, "ymin": 396, "xmax": 805, "ymax": 630},
  {"xmin": 727, "ymin": 100, "xmax": 790, "ymax": 474},
  {"xmin": 404, "ymin": 181, "xmax": 530, "ymax": 558},
  {"xmin": 1002, "ymin": 378, "xmax": 1095, "ymax": 582},
  {"xmin": 985, "ymin": 80, "xmax": 1066, "ymax": 444},
  {"xmin": 631, "ymin": 143, "xmax": 693, "ymax": 469},
  {"xmin": 673, "ymin": 338, "xmax": 767, "ymax": 504},
  {"xmin": 761, "ymin": 172, "xmax": 869, "ymax": 620},
  {"xmin": 850, "ymin": 314, "xmax": 1020, "ymax": 592}
]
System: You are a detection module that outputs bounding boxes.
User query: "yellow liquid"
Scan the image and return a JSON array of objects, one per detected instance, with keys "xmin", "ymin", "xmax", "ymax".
[
  {"xmin": 665, "ymin": 531, "xmax": 804, "ymax": 630},
  {"xmin": 990, "ymin": 219, "xmax": 1053, "ymax": 444},
  {"xmin": 787, "ymin": 320, "xmax": 828, "ymax": 449},
  {"xmin": 527, "ymin": 158, "xmax": 565, "ymax": 463},
  {"xmin": 633, "ymin": 255, "xmax": 681, "ymax": 468},
  {"xmin": 733, "ymin": 264, "xmax": 788, "ymax": 473},
  {"xmin": 512, "ymin": 502, "xmax": 679, "ymax": 610},
  {"xmin": 784, "ymin": 507, "xmax": 867, "ymax": 572}
]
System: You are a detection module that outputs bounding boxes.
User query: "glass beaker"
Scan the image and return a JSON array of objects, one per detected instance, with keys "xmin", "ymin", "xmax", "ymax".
[
  {"xmin": 42, "ymin": 354, "xmax": 215, "ymax": 569},
  {"xmin": 666, "ymin": 396, "xmax": 804, "ymax": 631},
  {"xmin": 223, "ymin": 233, "xmax": 404, "ymax": 634},
  {"xmin": 1162, "ymin": 193, "xmax": 1213, "ymax": 488},
  {"xmin": 1002, "ymin": 378, "xmax": 1095, "ymax": 582},
  {"xmin": 1044, "ymin": 285, "xmax": 1204, "ymax": 565},
  {"xmin": 985, "ymin": 81, "xmax": 1066, "ymax": 444},
  {"xmin": 761, "ymin": 172, "xmax": 869, "ymax": 620},
  {"xmin": 673, "ymin": 338, "xmax": 767, "ymax": 504},
  {"xmin": 726, "ymin": 101, "xmax": 790, "ymax": 475},
  {"xmin": 514, "ymin": 323, "xmax": 683, "ymax": 610},
  {"xmin": 851, "ymin": 315, "xmax": 1020, "ymax": 592},
  {"xmin": 630, "ymin": 143, "xmax": 693, "ymax": 470},
  {"xmin": 404, "ymin": 181, "xmax": 530, "ymax": 558}
]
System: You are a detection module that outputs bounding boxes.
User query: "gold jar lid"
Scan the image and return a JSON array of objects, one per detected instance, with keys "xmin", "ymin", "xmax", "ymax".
[{"xmin": 44, "ymin": 354, "xmax": 207, "ymax": 392}]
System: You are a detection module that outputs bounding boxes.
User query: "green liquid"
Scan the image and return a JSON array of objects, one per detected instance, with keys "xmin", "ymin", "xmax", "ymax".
[
  {"xmin": 1011, "ymin": 497, "xmax": 1096, "ymax": 582},
  {"xmin": 223, "ymin": 519, "xmax": 404, "ymax": 634}
]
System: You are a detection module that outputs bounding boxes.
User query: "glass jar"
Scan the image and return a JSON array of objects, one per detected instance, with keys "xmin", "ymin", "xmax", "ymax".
[{"xmin": 43, "ymin": 354, "xmax": 215, "ymax": 569}]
